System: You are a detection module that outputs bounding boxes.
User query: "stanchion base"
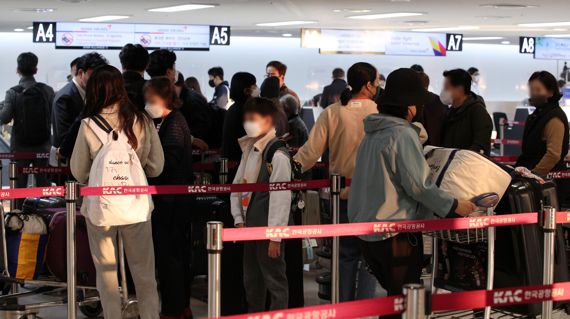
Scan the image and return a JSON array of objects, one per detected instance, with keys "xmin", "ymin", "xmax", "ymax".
[
  {"xmin": 0, "ymin": 310, "xmax": 39, "ymax": 319},
  {"xmin": 121, "ymin": 299, "xmax": 139, "ymax": 319}
]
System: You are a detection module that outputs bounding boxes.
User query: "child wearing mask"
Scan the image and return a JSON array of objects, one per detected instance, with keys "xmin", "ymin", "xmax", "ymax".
[{"xmin": 230, "ymin": 97, "xmax": 291, "ymax": 312}]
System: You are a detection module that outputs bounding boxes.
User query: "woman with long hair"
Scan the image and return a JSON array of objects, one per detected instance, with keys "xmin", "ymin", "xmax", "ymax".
[{"xmin": 71, "ymin": 64, "xmax": 164, "ymax": 319}]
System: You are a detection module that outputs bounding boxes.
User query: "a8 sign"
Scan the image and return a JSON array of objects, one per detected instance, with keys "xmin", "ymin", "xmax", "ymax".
[
  {"xmin": 33, "ymin": 22, "xmax": 56, "ymax": 43},
  {"xmin": 519, "ymin": 36, "xmax": 535, "ymax": 54}
]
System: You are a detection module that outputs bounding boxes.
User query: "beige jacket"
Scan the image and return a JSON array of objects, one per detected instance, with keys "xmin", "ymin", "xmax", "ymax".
[
  {"xmin": 70, "ymin": 110, "xmax": 164, "ymax": 185},
  {"xmin": 294, "ymin": 98, "xmax": 378, "ymax": 179}
]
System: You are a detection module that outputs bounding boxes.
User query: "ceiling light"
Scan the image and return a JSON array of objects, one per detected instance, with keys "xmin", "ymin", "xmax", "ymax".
[
  {"xmin": 480, "ymin": 4, "xmax": 538, "ymax": 8},
  {"xmin": 15, "ymin": 8, "xmax": 55, "ymax": 13},
  {"xmin": 148, "ymin": 4, "xmax": 216, "ymax": 13},
  {"xmin": 13, "ymin": 28, "xmax": 25, "ymax": 32},
  {"xmin": 463, "ymin": 36, "xmax": 504, "ymax": 41},
  {"xmin": 553, "ymin": 28, "xmax": 568, "ymax": 31},
  {"xmin": 256, "ymin": 21, "xmax": 317, "ymax": 27},
  {"xmin": 544, "ymin": 34, "xmax": 570, "ymax": 38},
  {"xmin": 79, "ymin": 15, "xmax": 130, "ymax": 22},
  {"xmin": 412, "ymin": 26, "xmax": 479, "ymax": 32},
  {"xmin": 282, "ymin": 33, "xmax": 293, "ymax": 37},
  {"xmin": 26, "ymin": 26, "xmax": 33, "ymax": 30},
  {"xmin": 332, "ymin": 9, "xmax": 342, "ymax": 13},
  {"xmin": 348, "ymin": 12, "xmax": 423, "ymax": 20},
  {"xmin": 518, "ymin": 21, "xmax": 570, "ymax": 28},
  {"xmin": 501, "ymin": 41, "xmax": 511, "ymax": 44}
]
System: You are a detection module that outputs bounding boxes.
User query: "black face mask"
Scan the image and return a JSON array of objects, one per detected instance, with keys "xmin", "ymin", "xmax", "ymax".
[
  {"xmin": 208, "ymin": 79, "xmax": 216, "ymax": 88},
  {"xmin": 529, "ymin": 95, "xmax": 549, "ymax": 108}
]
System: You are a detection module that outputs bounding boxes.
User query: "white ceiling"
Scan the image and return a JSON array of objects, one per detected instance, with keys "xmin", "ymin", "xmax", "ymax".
[{"xmin": 1, "ymin": 0, "xmax": 569, "ymax": 43}]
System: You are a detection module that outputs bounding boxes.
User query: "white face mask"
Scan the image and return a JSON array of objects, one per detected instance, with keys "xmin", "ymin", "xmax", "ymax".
[
  {"xmin": 145, "ymin": 103, "xmax": 163, "ymax": 119},
  {"xmin": 250, "ymin": 87, "xmax": 261, "ymax": 98},
  {"xmin": 243, "ymin": 120, "xmax": 263, "ymax": 138},
  {"xmin": 439, "ymin": 89, "xmax": 453, "ymax": 105}
]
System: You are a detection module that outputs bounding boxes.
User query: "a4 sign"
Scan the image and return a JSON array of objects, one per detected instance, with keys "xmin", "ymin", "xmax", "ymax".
[{"xmin": 33, "ymin": 22, "xmax": 56, "ymax": 43}]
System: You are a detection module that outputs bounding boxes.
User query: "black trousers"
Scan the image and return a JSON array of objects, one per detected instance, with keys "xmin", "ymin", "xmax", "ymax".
[
  {"xmin": 360, "ymin": 233, "xmax": 424, "ymax": 319},
  {"xmin": 152, "ymin": 197, "xmax": 192, "ymax": 316}
]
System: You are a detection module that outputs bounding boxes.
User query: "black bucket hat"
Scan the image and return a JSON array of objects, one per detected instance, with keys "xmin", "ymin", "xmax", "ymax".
[{"xmin": 378, "ymin": 68, "xmax": 428, "ymax": 108}]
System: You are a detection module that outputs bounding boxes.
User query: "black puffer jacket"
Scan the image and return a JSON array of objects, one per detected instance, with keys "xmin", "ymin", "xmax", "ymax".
[{"xmin": 441, "ymin": 93, "xmax": 493, "ymax": 155}]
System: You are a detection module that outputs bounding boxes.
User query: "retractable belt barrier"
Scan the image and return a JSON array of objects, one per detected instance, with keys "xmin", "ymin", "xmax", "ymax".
[
  {"xmin": 0, "ymin": 152, "xmax": 50, "ymax": 160},
  {"xmin": 216, "ymin": 282, "xmax": 570, "ymax": 319}
]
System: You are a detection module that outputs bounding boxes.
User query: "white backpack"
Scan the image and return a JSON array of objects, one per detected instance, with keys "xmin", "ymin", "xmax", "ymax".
[{"xmin": 83, "ymin": 115, "xmax": 153, "ymax": 227}]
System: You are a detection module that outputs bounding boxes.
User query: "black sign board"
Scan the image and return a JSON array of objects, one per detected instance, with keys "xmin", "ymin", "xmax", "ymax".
[
  {"xmin": 210, "ymin": 26, "xmax": 231, "ymax": 45},
  {"xmin": 519, "ymin": 36, "xmax": 535, "ymax": 54},
  {"xmin": 446, "ymin": 33, "xmax": 463, "ymax": 51},
  {"xmin": 33, "ymin": 22, "xmax": 56, "ymax": 43}
]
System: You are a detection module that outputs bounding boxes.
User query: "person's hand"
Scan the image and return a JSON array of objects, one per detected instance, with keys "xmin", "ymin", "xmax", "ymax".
[
  {"xmin": 268, "ymin": 241, "xmax": 281, "ymax": 258},
  {"xmin": 455, "ymin": 199, "xmax": 477, "ymax": 217},
  {"xmin": 235, "ymin": 223, "xmax": 245, "ymax": 228},
  {"xmin": 192, "ymin": 138, "xmax": 209, "ymax": 151}
]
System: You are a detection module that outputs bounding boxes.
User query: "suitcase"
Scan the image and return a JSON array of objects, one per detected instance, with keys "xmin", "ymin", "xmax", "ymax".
[
  {"xmin": 22, "ymin": 197, "xmax": 66, "ymax": 215},
  {"xmin": 45, "ymin": 211, "xmax": 96, "ymax": 286},
  {"xmin": 435, "ymin": 176, "xmax": 570, "ymax": 316}
]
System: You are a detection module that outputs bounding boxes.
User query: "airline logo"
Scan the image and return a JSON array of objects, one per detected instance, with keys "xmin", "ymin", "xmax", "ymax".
[
  {"xmin": 269, "ymin": 183, "xmax": 289, "ymax": 191},
  {"xmin": 468, "ymin": 217, "xmax": 490, "ymax": 228},
  {"xmin": 41, "ymin": 187, "xmax": 64, "ymax": 197},
  {"xmin": 187, "ymin": 185, "xmax": 208, "ymax": 193}
]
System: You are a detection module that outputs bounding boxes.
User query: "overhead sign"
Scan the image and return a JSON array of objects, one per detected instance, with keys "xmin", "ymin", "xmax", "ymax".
[
  {"xmin": 302, "ymin": 29, "xmax": 448, "ymax": 56},
  {"xmin": 53, "ymin": 22, "xmax": 213, "ymax": 50},
  {"xmin": 385, "ymin": 32, "xmax": 447, "ymax": 56},
  {"xmin": 534, "ymin": 37, "xmax": 570, "ymax": 60},
  {"xmin": 446, "ymin": 33, "xmax": 463, "ymax": 51},
  {"xmin": 210, "ymin": 26, "xmax": 231, "ymax": 45},
  {"xmin": 33, "ymin": 22, "xmax": 56, "ymax": 43},
  {"xmin": 519, "ymin": 37, "xmax": 535, "ymax": 54}
]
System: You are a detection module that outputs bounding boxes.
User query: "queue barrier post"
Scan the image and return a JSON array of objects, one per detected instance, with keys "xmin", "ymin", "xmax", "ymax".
[
  {"xmin": 66, "ymin": 181, "xmax": 78, "ymax": 319},
  {"xmin": 207, "ymin": 221, "xmax": 223, "ymax": 318},
  {"xmin": 542, "ymin": 206, "xmax": 556, "ymax": 319},
  {"xmin": 484, "ymin": 206, "xmax": 496, "ymax": 319},
  {"xmin": 499, "ymin": 120, "xmax": 505, "ymax": 156},
  {"xmin": 9, "ymin": 161, "xmax": 16, "ymax": 212},
  {"xmin": 402, "ymin": 284, "xmax": 425, "ymax": 319},
  {"xmin": 219, "ymin": 158, "xmax": 228, "ymax": 185},
  {"xmin": 330, "ymin": 174, "xmax": 341, "ymax": 304}
]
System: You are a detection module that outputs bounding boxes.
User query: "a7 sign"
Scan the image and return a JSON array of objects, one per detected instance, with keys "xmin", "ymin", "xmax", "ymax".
[
  {"xmin": 446, "ymin": 33, "xmax": 463, "ymax": 52},
  {"xmin": 33, "ymin": 22, "xmax": 56, "ymax": 43}
]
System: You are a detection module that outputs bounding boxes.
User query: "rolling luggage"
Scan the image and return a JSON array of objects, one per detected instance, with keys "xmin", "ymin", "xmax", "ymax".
[{"xmin": 45, "ymin": 210, "xmax": 96, "ymax": 286}]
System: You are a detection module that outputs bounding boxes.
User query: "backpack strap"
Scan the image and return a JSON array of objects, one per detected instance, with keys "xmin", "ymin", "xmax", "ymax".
[
  {"xmin": 263, "ymin": 138, "xmax": 290, "ymax": 176},
  {"xmin": 86, "ymin": 115, "xmax": 118, "ymax": 143}
]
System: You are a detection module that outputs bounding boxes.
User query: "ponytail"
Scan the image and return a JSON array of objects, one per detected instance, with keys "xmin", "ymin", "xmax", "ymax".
[
  {"xmin": 341, "ymin": 62, "xmax": 378, "ymax": 106},
  {"xmin": 340, "ymin": 87, "xmax": 352, "ymax": 106}
]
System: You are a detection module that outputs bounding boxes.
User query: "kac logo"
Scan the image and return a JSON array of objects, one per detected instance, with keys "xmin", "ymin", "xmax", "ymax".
[
  {"xmin": 393, "ymin": 297, "xmax": 404, "ymax": 312},
  {"xmin": 266, "ymin": 228, "xmax": 290, "ymax": 239},
  {"xmin": 269, "ymin": 183, "xmax": 288, "ymax": 191},
  {"xmin": 42, "ymin": 187, "xmax": 63, "ymax": 197},
  {"xmin": 102, "ymin": 187, "xmax": 124, "ymax": 195},
  {"xmin": 468, "ymin": 217, "xmax": 490, "ymax": 228},
  {"xmin": 187, "ymin": 185, "xmax": 207, "ymax": 193},
  {"xmin": 374, "ymin": 223, "xmax": 397, "ymax": 233},
  {"xmin": 493, "ymin": 290, "xmax": 522, "ymax": 305}
]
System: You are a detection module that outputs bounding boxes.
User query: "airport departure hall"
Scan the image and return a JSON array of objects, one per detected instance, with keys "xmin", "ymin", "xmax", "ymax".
[{"xmin": 1, "ymin": 0, "xmax": 570, "ymax": 318}]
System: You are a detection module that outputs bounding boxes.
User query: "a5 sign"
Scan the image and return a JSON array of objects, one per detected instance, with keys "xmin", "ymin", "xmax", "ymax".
[
  {"xmin": 519, "ymin": 36, "xmax": 535, "ymax": 54},
  {"xmin": 33, "ymin": 22, "xmax": 56, "ymax": 43},
  {"xmin": 210, "ymin": 25, "xmax": 231, "ymax": 46}
]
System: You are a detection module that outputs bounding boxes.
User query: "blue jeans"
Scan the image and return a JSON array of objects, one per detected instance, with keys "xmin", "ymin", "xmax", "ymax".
[{"xmin": 339, "ymin": 200, "xmax": 377, "ymax": 301}]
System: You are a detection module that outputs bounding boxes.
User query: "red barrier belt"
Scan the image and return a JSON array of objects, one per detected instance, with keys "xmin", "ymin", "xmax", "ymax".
[
  {"xmin": 492, "ymin": 139, "xmax": 523, "ymax": 145},
  {"xmin": 491, "ymin": 156, "xmax": 518, "ymax": 163},
  {"xmin": 222, "ymin": 213, "xmax": 538, "ymax": 242},
  {"xmin": 548, "ymin": 171, "xmax": 570, "ymax": 180},
  {"xmin": 219, "ymin": 295, "xmax": 402, "ymax": 319},
  {"xmin": 80, "ymin": 179, "xmax": 331, "ymax": 196},
  {"xmin": 17, "ymin": 166, "xmax": 71, "ymax": 175},
  {"xmin": 555, "ymin": 211, "xmax": 570, "ymax": 224},
  {"xmin": 432, "ymin": 282, "xmax": 570, "ymax": 312},
  {"xmin": 0, "ymin": 186, "xmax": 65, "ymax": 200},
  {"xmin": 0, "ymin": 152, "xmax": 50, "ymax": 160},
  {"xmin": 191, "ymin": 149, "xmax": 221, "ymax": 156}
]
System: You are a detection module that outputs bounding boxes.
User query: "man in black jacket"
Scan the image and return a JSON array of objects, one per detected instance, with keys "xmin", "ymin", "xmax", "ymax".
[
  {"xmin": 120, "ymin": 44, "xmax": 149, "ymax": 111},
  {"xmin": 52, "ymin": 52, "xmax": 108, "ymax": 148},
  {"xmin": 418, "ymin": 72, "xmax": 447, "ymax": 146},
  {"xmin": 147, "ymin": 49, "xmax": 212, "ymax": 143},
  {"xmin": 440, "ymin": 69, "xmax": 493, "ymax": 155},
  {"xmin": 207, "ymin": 66, "xmax": 230, "ymax": 109},
  {"xmin": 320, "ymin": 68, "xmax": 347, "ymax": 108}
]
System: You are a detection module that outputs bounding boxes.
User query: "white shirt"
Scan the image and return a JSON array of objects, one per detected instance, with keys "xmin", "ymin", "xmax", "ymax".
[
  {"xmin": 230, "ymin": 129, "xmax": 292, "ymax": 241},
  {"xmin": 72, "ymin": 78, "xmax": 86, "ymax": 102}
]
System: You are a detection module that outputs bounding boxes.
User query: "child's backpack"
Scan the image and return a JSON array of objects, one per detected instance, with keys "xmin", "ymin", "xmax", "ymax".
[
  {"xmin": 83, "ymin": 115, "xmax": 153, "ymax": 226},
  {"xmin": 263, "ymin": 138, "xmax": 307, "ymax": 216}
]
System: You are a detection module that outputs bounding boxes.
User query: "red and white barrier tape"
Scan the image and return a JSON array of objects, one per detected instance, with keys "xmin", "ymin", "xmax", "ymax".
[
  {"xmin": 490, "ymin": 156, "xmax": 519, "ymax": 163},
  {"xmin": 0, "ymin": 152, "xmax": 50, "ymax": 160},
  {"xmin": 0, "ymin": 186, "xmax": 65, "ymax": 200},
  {"xmin": 218, "ymin": 295, "xmax": 402, "ymax": 319},
  {"xmin": 492, "ymin": 139, "xmax": 523, "ymax": 145},
  {"xmin": 499, "ymin": 120, "xmax": 526, "ymax": 127},
  {"xmin": 79, "ymin": 179, "xmax": 331, "ymax": 196},
  {"xmin": 222, "ymin": 213, "xmax": 539, "ymax": 242},
  {"xmin": 217, "ymin": 281, "xmax": 570, "ymax": 319},
  {"xmin": 17, "ymin": 166, "xmax": 71, "ymax": 175}
]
